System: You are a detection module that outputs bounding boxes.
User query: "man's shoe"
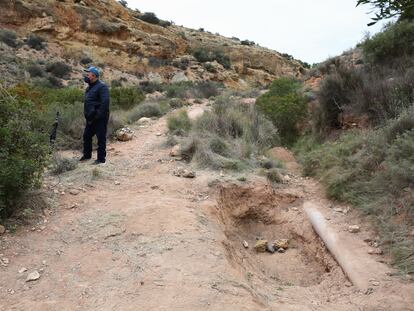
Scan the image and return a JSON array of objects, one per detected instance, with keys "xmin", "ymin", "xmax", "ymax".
[
  {"xmin": 79, "ymin": 156, "xmax": 91, "ymax": 162},
  {"xmin": 92, "ymin": 159, "xmax": 106, "ymax": 165}
]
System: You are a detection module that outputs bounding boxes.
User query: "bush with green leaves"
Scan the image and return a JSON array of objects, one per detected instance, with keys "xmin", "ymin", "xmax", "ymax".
[
  {"xmin": 0, "ymin": 87, "xmax": 50, "ymax": 219},
  {"xmin": 241, "ymin": 40, "xmax": 255, "ymax": 46},
  {"xmin": 110, "ymin": 87, "xmax": 144, "ymax": 110},
  {"xmin": 51, "ymin": 154, "xmax": 78, "ymax": 175},
  {"xmin": 165, "ymin": 81, "xmax": 220, "ymax": 99},
  {"xmin": 357, "ymin": 0, "xmax": 414, "ymax": 24},
  {"xmin": 295, "ymin": 106, "xmax": 414, "ymax": 273},
  {"xmin": 315, "ymin": 65, "xmax": 363, "ymax": 131},
  {"xmin": 111, "ymin": 79, "xmax": 123, "ymax": 88},
  {"xmin": 256, "ymin": 78, "xmax": 307, "ymax": 145},
  {"xmin": 80, "ymin": 56, "xmax": 93, "ymax": 65},
  {"xmin": 138, "ymin": 81, "xmax": 164, "ymax": 94},
  {"xmin": 8, "ymin": 85, "xmax": 86, "ymax": 149},
  {"xmin": 126, "ymin": 102, "xmax": 162, "ymax": 123},
  {"xmin": 314, "ymin": 57, "xmax": 414, "ymax": 135},
  {"xmin": 27, "ymin": 65, "xmax": 45, "ymax": 78},
  {"xmin": 46, "ymin": 62, "xmax": 72, "ymax": 79},
  {"xmin": 171, "ymin": 96, "xmax": 279, "ymax": 170},
  {"xmin": 0, "ymin": 29, "xmax": 18, "ymax": 48},
  {"xmin": 167, "ymin": 110, "xmax": 192, "ymax": 135},
  {"xmin": 148, "ymin": 56, "xmax": 171, "ymax": 67},
  {"xmin": 139, "ymin": 12, "xmax": 160, "ymax": 24},
  {"xmin": 26, "ymin": 34, "xmax": 46, "ymax": 50},
  {"xmin": 362, "ymin": 20, "xmax": 414, "ymax": 64},
  {"xmin": 191, "ymin": 47, "xmax": 231, "ymax": 69}
]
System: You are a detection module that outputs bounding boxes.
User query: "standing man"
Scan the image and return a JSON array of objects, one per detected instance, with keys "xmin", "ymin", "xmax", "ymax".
[{"xmin": 79, "ymin": 66, "xmax": 110, "ymax": 164}]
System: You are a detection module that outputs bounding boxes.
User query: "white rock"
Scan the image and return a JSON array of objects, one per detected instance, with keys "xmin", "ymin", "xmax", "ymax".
[
  {"xmin": 348, "ymin": 225, "xmax": 360, "ymax": 233},
  {"xmin": 1, "ymin": 257, "xmax": 10, "ymax": 265},
  {"xmin": 242, "ymin": 240, "xmax": 249, "ymax": 248},
  {"xmin": 66, "ymin": 203, "xmax": 78, "ymax": 210},
  {"xmin": 148, "ymin": 72, "xmax": 163, "ymax": 84},
  {"xmin": 114, "ymin": 181, "xmax": 121, "ymax": 185},
  {"xmin": 18, "ymin": 267, "xmax": 27, "ymax": 274},
  {"xmin": 137, "ymin": 117, "xmax": 151, "ymax": 125},
  {"xmin": 69, "ymin": 189, "xmax": 80, "ymax": 195},
  {"xmin": 182, "ymin": 169, "xmax": 196, "ymax": 178},
  {"xmin": 171, "ymin": 71, "xmax": 189, "ymax": 83},
  {"xmin": 170, "ymin": 145, "xmax": 181, "ymax": 157},
  {"xmin": 116, "ymin": 127, "xmax": 134, "ymax": 142},
  {"xmin": 26, "ymin": 270, "xmax": 40, "ymax": 282},
  {"xmin": 368, "ymin": 248, "xmax": 383, "ymax": 255}
]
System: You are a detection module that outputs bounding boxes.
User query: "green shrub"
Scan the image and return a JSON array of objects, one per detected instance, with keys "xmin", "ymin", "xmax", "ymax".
[
  {"xmin": 44, "ymin": 101, "xmax": 85, "ymax": 149},
  {"xmin": 259, "ymin": 158, "xmax": 282, "ymax": 169},
  {"xmin": 51, "ymin": 154, "xmax": 78, "ymax": 175},
  {"xmin": 0, "ymin": 29, "xmax": 18, "ymax": 48},
  {"xmin": 241, "ymin": 40, "xmax": 255, "ymax": 46},
  {"xmin": 111, "ymin": 79, "xmax": 123, "ymax": 88},
  {"xmin": 172, "ymin": 58, "xmax": 189, "ymax": 70},
  {"xmin": 266, "ymin": 168, "xmax": 283, "ymax": 183},
  {"xmin": 0, "ymin": 87, "xmax": 49, "ymax": 219},
  {"xmin": 47, "ymin": 76, "xmax": 63, "ymax": 88},
  {"xmin": 126, "ymin": 102, "xmax": 162, "ymax": 123},
  {"xmin": 168, "ymin": 98, "xmax": 185, "ymax": 109},
  {"xmin": 46, "ymin": 62, "xmax": 72, "ymax": 78},
  {"xmin": 165, "ymin": 81, "xmax": 221, "ymax": 99},
  {"xmin": 42, "ymin": 87, "xmax": 84, "ymax": 106},
  {"xmin": 209, "ymin": 136, "xmax": 229, "ymax": 156},
  {"xmin": 159, "ymin": 20, "xmax": 172, "ymax": 28},
  {"xmin": 256, "ymin": 78, "xmax": 307, "ymax": 145},
  {"xmin": 362, "ymin": 21, "xmax": 414, "ymax": 64},
  {"xmin": 314, "ymin": 59, "xmax": 414, "ymax": 135},
  {"xmin": 165, "ymin": 81, "xmax": 194, "ymax": 98},
  {"xmin": 315, "ymin": 66, "xmax": 363, "ymax": 131},
  {"xmin": 138, "ymin": 81, "xmax": 164, "ymax": 94},
  {"xmin": 139, "ymin": 12, "xmax": 160, "ymax": 25},
  {"xmin": 178, "ymin": 96, "xmax": 279, "ymax": 170},
  {"xmin": 27, "ymin": 65, "xmax": 45, "ymax": 77},
  {"xmin": 80, "ymin": 56, "xmax": 93, "ymax": 65},
  {"xmin": 108, "ymin": 110, "xmax": 127, "ymax": 137},
  {"xmin": 110, "ymin": 87, "xmax": 144, "ymax": 110},
  {"xmin": 148, "ymin": 56, "xmax": 171, "ymax": 67},
  {"xmin": 197, "ymin": 81, "xmax": 221, "ymax": 98},
  {"xmin": 167, "ymin": 110, "xmax": 192, "ymax": 135},
  {"xmin": 9, "ymin": 85, "xmax": 86, "ymax": 148},
  {"xmin": 26, "ymin": 34, "xmax": 45, "ymax": 50},
  {"xmin": 191, "ymin": 47, "xmax": 231, "ymax": 69},
  {"xmin": 295, "ymin": 107, "xmax": 414, "ymax": 273}
]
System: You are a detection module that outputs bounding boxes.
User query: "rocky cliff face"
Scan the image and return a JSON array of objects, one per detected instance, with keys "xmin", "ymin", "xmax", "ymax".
[{"xmin": 0, "ymin": 0, "xmax": 304, "ymax": 88}]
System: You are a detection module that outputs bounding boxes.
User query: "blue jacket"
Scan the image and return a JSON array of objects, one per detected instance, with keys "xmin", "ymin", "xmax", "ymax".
[{"xmin": 84, "ymin": 80, "xmax": 110, "ymax": 121}]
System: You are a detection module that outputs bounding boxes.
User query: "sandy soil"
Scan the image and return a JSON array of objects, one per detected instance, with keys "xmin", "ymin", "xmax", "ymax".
[{"xmin": 0, "ymin": 104, "xmax": 413, "ymax": 311}]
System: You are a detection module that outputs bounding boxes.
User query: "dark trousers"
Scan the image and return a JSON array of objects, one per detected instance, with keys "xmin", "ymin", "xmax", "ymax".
[{"xmin": 83, "ymin": 117, "xmax": 108, "ymax": 161}]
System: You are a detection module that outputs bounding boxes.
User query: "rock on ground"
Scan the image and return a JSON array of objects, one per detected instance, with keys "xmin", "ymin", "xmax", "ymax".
[
  {"xmin": 117, "ymin": 128, "xmax": 134, "ymax": 142},
  {"xmin": 26, "ymin": 270, "xmax": 40, "ymax": 282},
  {"xmin": 254, "ymin": 240, "xmax": 268, "ymax": 252}
]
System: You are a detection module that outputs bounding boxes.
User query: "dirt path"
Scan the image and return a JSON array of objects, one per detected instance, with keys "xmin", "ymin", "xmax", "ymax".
[{"xmin": 1, "ymin": 104, "xmax": 413, "ymax": 311}]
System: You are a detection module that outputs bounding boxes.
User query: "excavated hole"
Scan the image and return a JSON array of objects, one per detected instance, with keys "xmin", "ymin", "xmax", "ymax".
[{"xmin": 216, "ymin": 184, "xmax": 337, "ymax": 287}]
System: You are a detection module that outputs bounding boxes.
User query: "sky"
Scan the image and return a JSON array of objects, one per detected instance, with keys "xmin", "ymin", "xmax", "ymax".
[{"xmin": 125, "ymin": 0, "xmax": 388, "ymax": 64}]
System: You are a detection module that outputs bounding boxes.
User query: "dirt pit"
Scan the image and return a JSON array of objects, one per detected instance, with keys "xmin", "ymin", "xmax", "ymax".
[{"xmin": 215, "ymin": 184, "xmax": 337, "ymax": 287}]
